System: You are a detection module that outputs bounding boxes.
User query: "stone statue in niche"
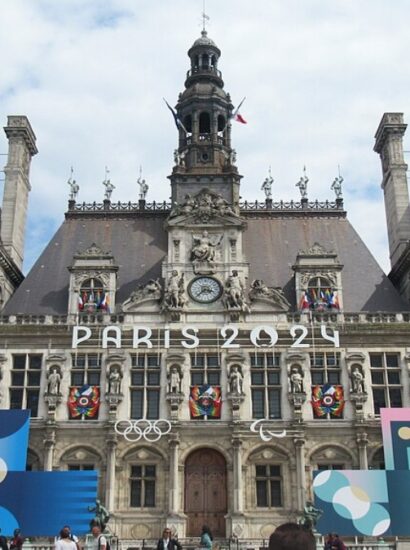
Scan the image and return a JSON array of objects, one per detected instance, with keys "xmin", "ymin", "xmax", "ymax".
[
  {"xmin": 47, "ymin": 367, "xmax": 61, "ymax": 395},
  {"xmin": 351, "ymin": 366, "xmax": 365, "ymax": 394},
  {"xmin": 228, "ymin": 365, "xmax": 243, "ymax": 395},
  {"xmin": 108, "ymin": 366, "xmax": 122, "ymax": 395},
  {"xmin": 167, "ymin": 365, "xmax": 182, "ymax": 393},
  {"xmin": 289, "ymin": 366, "xmax": 304, "ymax": 394}
]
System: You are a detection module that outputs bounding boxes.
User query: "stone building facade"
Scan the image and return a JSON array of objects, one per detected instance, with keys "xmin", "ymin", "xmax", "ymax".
[{"xmin": 1, "ymin": 30, "xmax": 410, "ymax": 542}]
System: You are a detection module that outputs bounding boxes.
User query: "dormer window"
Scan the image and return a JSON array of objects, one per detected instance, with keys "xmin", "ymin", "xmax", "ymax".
[
  {"xmin": 68, "ymin": 243, "xmax": 118, "ymax": 316},
  {"xmin": 303, "ymin": 276, "xmax": 340, "ymax": 311},
  {"xmin": 78, "ymin": 277, "xmax": 109, "ymax": 313},
  {"xmin": 293, "ymin": 242, "xmax": 343, "ymax": 312}
]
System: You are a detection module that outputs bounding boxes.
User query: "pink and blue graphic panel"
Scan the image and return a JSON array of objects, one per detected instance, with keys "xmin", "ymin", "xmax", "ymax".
[
  {"xmin": 0, "ymin": 410, "xmax": 98, "ymax": 535},
  {"xmin": 313, "ymin": 408, "xmax": 410, "ymax": 536}
]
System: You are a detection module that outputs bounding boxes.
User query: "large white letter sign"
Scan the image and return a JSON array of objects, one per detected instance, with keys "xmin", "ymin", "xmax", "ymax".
[
  {"xmin": 72, "ymin": 326, "xmax": 92, "ymax": 348},
  {"xmin": 102, "ymin": 326, "xmax": 122, "ymax": 349},
  {"xmin": 133, "ymin": 327, "xmax": 153, "ymax": 348}
]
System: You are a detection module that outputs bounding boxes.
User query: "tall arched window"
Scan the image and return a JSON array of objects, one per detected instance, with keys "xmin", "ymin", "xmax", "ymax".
[
  {"xmin": 184, "ymin": 114, "xmax": 192, "ymax": 133},
  {"xmin": 199, "ymin": 112, "xmax": 211, "ymax": 135}
]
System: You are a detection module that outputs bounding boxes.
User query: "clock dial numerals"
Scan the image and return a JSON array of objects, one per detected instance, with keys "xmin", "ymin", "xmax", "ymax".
[{"xmin": 189, "ymin": 277, "xmax": 222, "ymax": 303}]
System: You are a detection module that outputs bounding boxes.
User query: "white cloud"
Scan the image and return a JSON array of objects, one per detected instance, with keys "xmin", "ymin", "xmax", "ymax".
[{"xmin": 0, "ymin": 0, "xmax": 410, "ymax": 275}]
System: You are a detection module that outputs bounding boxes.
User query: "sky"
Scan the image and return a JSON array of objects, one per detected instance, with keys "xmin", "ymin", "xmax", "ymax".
[{"xmin": 1, "ymin": 0, "xmax": 410, "ymax": 274}]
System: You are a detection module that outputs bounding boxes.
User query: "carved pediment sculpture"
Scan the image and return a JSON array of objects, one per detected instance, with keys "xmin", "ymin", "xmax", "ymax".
[
  {"xmin": 169, "ymin": 189, "xmax": 241, "ymax": 224},
  {"xmin": 123, "ymin": 279, "xmax": 162, "ymax": 311},
  {"xmin": 190, "ymin": 231, "xmax": 223, "ymax": 274},
  {"xmin": 249, "ymin": 279, "xmax": 290, "ymax": 311}
]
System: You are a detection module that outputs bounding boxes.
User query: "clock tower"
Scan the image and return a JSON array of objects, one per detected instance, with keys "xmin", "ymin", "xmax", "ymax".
[{"xmin": 162, "ymin": 30, "xmax": 249, "ymax": 322}]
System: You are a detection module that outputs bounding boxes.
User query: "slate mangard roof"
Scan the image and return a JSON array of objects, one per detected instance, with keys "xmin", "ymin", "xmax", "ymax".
[{"xmin": 4, "ymin": 207, "xmax": 408, "ymax": 315}]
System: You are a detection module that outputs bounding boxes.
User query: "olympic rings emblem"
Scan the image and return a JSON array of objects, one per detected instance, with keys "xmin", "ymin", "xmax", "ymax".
[
  {"xmin": 250, "ymin": 419, "xmax": 287, "ymax": 442},
  {"xmin": 114, "ymin": 419, "xmax": 172, "ymax": 442}
]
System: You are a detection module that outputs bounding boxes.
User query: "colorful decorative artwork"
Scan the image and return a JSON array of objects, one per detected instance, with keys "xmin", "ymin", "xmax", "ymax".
[
  {"xmin": 313, "ymin": 408, "xmax": 410, "ymax": 536},
  {"xmin": 68, "ymin": 385, "xmax": 100, "ymax": 418},
  {"xmin": 312, "ymin": 384, "xmax": 344, "ymax": 418},
  {"xmin": 0, "ymin": 410, "xmax": 97, "ymax": 535},
  {"xmin": 189, "ymin": 385, "xmax": 221, "ymax": 418}
]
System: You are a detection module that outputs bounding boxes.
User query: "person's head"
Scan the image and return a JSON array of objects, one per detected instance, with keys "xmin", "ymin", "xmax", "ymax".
[
  {"xmin": 13, "ymin": 530, "xmax": 21, "ymax": 537},
  {"xmin": 201, "ymin": 525, "xmax": 212, "ymax": 536},
  {"xmin": 91, "ymin": 526, "xmax": 101, "ymax": 538},
  {"xmin": 268, "ymin": 523, "xmax": 315, "ymax": 550},
  {"xmin": 162, "ymin": 528, "xmax": 172, "ymax": 540},
  {"xmin": 60, "ymin": 528, "xmax": 70, "ymax": 539}
]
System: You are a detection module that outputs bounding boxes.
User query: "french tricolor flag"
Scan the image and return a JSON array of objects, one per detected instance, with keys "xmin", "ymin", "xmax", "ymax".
[{"xmin": 232, "ymin": 97, "xmax": 247, "ymax": 124}]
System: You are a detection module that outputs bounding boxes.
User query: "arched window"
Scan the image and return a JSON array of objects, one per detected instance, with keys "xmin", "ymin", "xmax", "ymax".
[
  {"xmin": 211, "ymin": 55, "xmax": 216, "ymax": 67},
  {"xmin": 370, "ymin": 448, "xmax": 385, "ymax": 470},
  {"xmin": 199, "ymin": 112, "xmax": 211, "ymax": 135},
  {"xmin": 217, "ymin": 115, "xmax": 226, "ymax": 133},
  {"xmin": 184, "ymin": 114, "xmax": 192, "ymax": 134},
  {"xmin": 305, "ymin": 276, "xmax": 339, "ymax": 311},
  {"xmin": 79, "ymin": 277, "xmax": 108, "ymax": 313},
  {"xmin": 202, "ymin": 54, "xmax": 209, "ymax": 69},
  {"xmin": 193, "ymin": 55, "xmax": 199, "ymax": 70}
]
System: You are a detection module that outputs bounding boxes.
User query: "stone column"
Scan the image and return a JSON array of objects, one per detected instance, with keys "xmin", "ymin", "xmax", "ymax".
[
  {"xmin": 294, "ymin": 437, "xmax": 306, "ymax": 510},
  {"xmin": 43, "ymin": 432, "xmax": 55, "ymax": 471},
  {"xmin": 232, "ymin": 438, "xmax": 243, "ymax": 513},
  {"xmin": 169, "ymin": 437, "xmax": 180, "ymax": 514},
  {"xmin": 105, "ymin": 437, "xmax": 117, "ymax": 511},
  {"xmin": 356, "ymin": 433, "xmax": 368, "ymax": 470}
]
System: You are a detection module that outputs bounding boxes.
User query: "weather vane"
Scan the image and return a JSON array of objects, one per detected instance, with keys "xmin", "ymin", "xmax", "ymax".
[{"xmin": 202, "ymin": 0, "xmax": 210, "ymax": 31}]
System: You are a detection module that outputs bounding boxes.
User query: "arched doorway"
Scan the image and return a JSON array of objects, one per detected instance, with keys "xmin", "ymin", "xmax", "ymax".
[{"xmin": 185, "ymin": 448, "xmax": 227, "ymax": 537}]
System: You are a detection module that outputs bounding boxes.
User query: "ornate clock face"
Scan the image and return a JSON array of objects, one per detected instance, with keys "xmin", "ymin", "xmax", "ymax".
[{"xmin": 189, "ymin": 277, "xmax": 222, "ymax": 303}]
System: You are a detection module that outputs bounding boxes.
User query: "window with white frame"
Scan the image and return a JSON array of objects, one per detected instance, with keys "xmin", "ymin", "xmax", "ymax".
[
  {"xmin": 10, "ymin": 354, "xmax": 42, "ymax": 417},
  {"xmin": 310, "ymin": 352, "xmax": 341, "ymax": 385},
  {"xmin": 130, "ymin": 354, "xmax": 160, "ymax": 419},
  {"xmin": 370, "ymin": 352, "xmax": 402, "ymax": 415},
  {"xmin": 251, "ymin": 353, "xmax": 281, "ymax": 419}
]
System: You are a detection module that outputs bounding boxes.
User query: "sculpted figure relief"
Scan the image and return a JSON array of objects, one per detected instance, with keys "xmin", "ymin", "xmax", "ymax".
[
  {"xmin": 127, "ymin": 279, "xmax": 162, "ymax": 305},
  {"xmin": 169, "ymin": 189, "xmax": 238, "ymax": 221},
  {"xmin": 249, "ymin": 279, "xmax": 290, "ymax": 310},
  {"xmin": 191, "ymin": 231, "xmax": 222, "ymax": 267},
  {"xmin": 138, "ymin": 175, "xmax": 149, "ymax": 200},
  {"xmin": 163, "ymin": 270, "xmax": 186, "ymax": 310},
  {"xmin": 261, "ymin": 175, "xmax": 273, "ymax": 199},
  {"xmin": 223, "ymin": 270, "xmax": 248, "ymax": 311}
]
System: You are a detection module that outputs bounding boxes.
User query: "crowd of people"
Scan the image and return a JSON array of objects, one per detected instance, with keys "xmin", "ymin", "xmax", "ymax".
[{"xmin": 0, "ymin": 522, "xmax": 346, "ymax": 550}]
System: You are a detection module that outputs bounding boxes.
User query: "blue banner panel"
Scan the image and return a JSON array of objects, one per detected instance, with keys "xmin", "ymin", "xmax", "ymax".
[
  {"xmin": 0, "ymin": 471, "xmax": 97, "ymax": 536},
  {"xmin": 0, "ymin": 410, "xmax": 30, "ymax": 471}
]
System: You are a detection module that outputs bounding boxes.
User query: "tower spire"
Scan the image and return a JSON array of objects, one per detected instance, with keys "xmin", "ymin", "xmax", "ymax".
[{"xmin": 202, "ymin": 0, "xmax": 210, "ymax": 32}]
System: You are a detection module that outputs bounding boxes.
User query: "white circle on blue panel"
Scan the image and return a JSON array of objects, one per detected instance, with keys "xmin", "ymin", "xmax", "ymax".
[
  {"xmin": 333, "ymin": 485, "xmax": 371, "ymax": 520},
  {"xmin": 0, "ymin": 458, "xmax": 8, "ymax": 483},
  {"xmin": 0, "ymin": 506, "xmax": 19, "ymax": 531},
  {"xmin": 313, "ymin": 470, "xmax": 347, "ymax": 502},
  {"xmin": 353, "ymin": 503, "xmax": 390, "ymax": 537}
]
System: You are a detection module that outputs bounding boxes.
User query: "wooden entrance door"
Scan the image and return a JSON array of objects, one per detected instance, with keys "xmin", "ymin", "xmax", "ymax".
[{"xmin": 185, "ymin": 448, "xmax": 227, "ymax": 537}]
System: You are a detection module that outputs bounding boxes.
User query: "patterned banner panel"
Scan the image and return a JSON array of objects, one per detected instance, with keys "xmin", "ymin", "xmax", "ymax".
[
  {"xmin": 0, "ymin": 471, "xmax": 97, "ymax": 535},
  {"xmin": 0, "ymin": 410, "xmax": 98, "ymax": 536},
  {"xmin": 189, "ymin": 385, "xmax": 221, "ymax": 418},
  {"xmin": 313, "ymin": 408, "xmax": 410, "ymax": 536},
  {"xmin": 0, "ymin": 410, "xmax": 30, "ymax": 472}
]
